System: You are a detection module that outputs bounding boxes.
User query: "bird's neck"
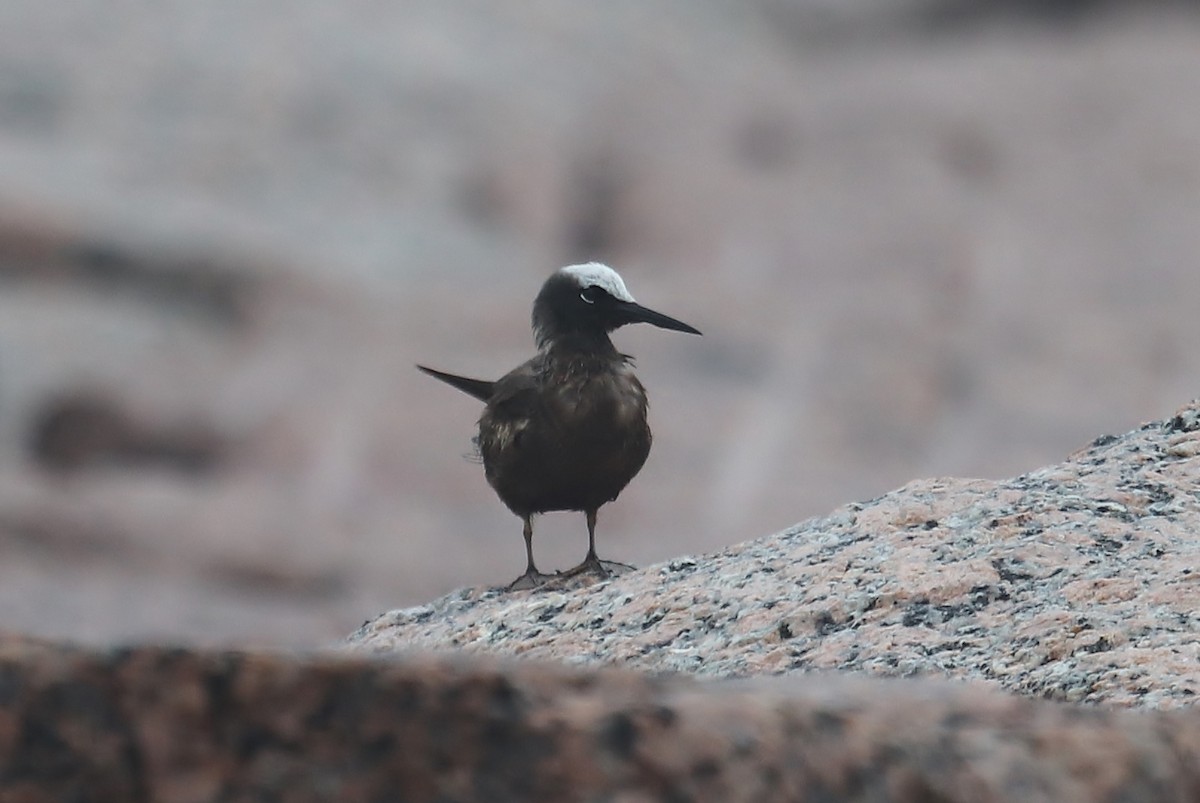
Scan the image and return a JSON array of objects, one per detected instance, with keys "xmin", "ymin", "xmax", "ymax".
[{"xmin": 536, "ymin": 328, "xmax": 619, "ymax": 358}]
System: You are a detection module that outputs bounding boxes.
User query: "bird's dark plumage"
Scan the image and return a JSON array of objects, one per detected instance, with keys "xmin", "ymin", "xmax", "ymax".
[{"xmin": 419, "ymin": 262, "xmax": 700, "ymax": 588}]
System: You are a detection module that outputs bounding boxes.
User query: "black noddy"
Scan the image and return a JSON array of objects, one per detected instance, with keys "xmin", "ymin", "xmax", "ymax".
[{"xmin": 418, "ymin": 262, "xmax": 701, "ymax": 589}]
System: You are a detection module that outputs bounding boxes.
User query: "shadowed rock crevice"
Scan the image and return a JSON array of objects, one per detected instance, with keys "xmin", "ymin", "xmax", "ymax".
[
  {"xmin": 0, "ymin": 221, "xmax": 258, "ymax": 327},
  {"xmin": 27, "ymin": 393, "xmax": 227, "ymax": 476},
  {"xmin": 560, "ymin": 152, "xmax": 633, "ymax": 264}
]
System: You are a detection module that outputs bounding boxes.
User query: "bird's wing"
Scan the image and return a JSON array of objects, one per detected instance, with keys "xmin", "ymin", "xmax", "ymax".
[
  {"xmin": 416, "ymin": 365, "xmax": 495, "ymax": 402},
  {"xmin": 483, "ymin": 361, "xmax": 544, "ymax": 422},
  {"xmin": 473, "ymin": 363, "xmax": 545, "ymax": 463}
]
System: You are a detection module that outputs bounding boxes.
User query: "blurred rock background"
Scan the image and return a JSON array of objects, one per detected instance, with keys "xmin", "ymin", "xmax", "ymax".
[{"xmin": 0, "ymin": 1, "xmax": 1198, "ymax": 646}]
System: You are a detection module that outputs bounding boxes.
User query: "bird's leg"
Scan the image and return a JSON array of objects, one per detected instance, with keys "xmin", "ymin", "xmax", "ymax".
[
  {"xmin": 584, "ymin": 508, "xmax": 600, "ymax": 564},
  {"xmin": 508, "ymin": 515, "xmax": 553, "ymax": 590},
  {"xmin": 563, "ymin": 509, "xmax": 635, "ymax": 578}
]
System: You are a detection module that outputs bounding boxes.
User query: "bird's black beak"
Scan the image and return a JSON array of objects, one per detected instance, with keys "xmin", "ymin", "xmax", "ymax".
[{"xmin": 619, "ymin": 301, "xmax": 702, "ymax": 335}]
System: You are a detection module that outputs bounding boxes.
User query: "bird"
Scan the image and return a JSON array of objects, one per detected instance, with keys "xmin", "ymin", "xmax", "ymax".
[{"xmin": 418, "ymin": 262, "xmax": 701, "ymax": 589}]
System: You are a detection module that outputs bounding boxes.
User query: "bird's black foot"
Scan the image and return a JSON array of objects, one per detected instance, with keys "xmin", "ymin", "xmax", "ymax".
[
  {"xmin": 561, "ymin": 555, "xmax": 636, "ymax": 579},
  {"xmin": 507, "ymin": 569, "xmax": 556, "ymax": 591}
]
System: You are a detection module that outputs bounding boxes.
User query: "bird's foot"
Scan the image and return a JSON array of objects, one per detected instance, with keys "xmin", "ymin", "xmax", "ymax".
[
  {"xmin": 506, "ymin": 569, "xmax": 556, "ymax": 591},
  {"xmin": 561, "ymin": 555, "xmax": 636, "ymax": 579}
]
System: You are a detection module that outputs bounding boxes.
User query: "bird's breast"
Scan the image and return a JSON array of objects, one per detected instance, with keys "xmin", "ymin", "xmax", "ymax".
[
  {"xmin": 477, "ymin": 357, "xmax": 653, "ymax": 514},
  {"xmin": 558, "ymin": 363, "xmax": 647, "ymax": 428}
]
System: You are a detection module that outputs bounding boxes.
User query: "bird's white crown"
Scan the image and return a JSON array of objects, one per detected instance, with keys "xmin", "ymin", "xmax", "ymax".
[{"xmin": 559, "ymin": 262, "xmax": 635, "ymax": 303}]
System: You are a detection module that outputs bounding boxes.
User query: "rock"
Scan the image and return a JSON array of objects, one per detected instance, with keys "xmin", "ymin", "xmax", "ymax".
[
  {"xmin": 353, "ymin": 400, "xmax": 1200, "ymax": 710},
  {"xmin": 6, "ymin": 404, "xmax": 1200, "ymax": 799},
  {"xmin": 1, "ymin": 639, "xmax": 1199, "ymax": 802},
  {"xmin": 5, "ymin": 3, "xmax": 1200, "ymax": 647},
  {"xmin": 27, "ymin": 391, "xmax": 226, "ymax": 475}
]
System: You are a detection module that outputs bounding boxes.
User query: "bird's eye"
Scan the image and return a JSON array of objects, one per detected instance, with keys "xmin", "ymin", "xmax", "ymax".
[{"xmin": 580, "ymin": 286, "xmax": 604, "ymax": 304}]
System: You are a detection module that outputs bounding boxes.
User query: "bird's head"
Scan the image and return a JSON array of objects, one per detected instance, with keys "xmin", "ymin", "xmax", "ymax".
[{"xmin": 532, "ymin": 262, "xmax": 701, "ymax": 349}]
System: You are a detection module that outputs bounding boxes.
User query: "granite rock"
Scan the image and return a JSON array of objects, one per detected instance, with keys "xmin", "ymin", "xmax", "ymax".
[
  {"xmin": 5, "ymin": 405, "xmax": 1200, "ymax": 799},
  {"xmin": 1, "ymin": 640, "xmax": 1199, "ymax": 803},
  {"xmin": 354, "ymin": 400, "xmax": 1200, "ymax": 710}
]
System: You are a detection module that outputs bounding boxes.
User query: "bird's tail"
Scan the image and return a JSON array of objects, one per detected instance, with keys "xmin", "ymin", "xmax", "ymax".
[{"xmin": 416, "ymin": 365, "xmax": 495, "ymax": 402}]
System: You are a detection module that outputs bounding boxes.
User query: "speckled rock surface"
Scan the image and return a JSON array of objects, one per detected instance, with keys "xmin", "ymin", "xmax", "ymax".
[
  {"xmin": 7, "ymin": 405, "xmax": 1200, "ymax": 800},
  {"xmin": 354, "ymin": 400, "xmax": 1200, "ymax": 710},
  {"xmin": 1, "ymin": 640, "xmax": 1199, "ymax": 803}
]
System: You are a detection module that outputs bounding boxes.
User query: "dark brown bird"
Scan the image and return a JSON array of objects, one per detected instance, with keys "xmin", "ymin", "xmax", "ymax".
[{"xmin": 418, "ymin": 262, "xmax": 701, "ymax": 588}]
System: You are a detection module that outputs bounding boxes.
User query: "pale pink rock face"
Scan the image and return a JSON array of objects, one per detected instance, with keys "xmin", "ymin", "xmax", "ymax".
[
  {"xmin": 354, "ymin": 400, "xmax": 1200, "ymax": 710},
  {"xmin": 3, "ymin": 5, "xmax": 1200, "ymax": 797},
  {"xmin": 6, "ymin": 4, "xmax": 1200, "ymax": 651}
]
